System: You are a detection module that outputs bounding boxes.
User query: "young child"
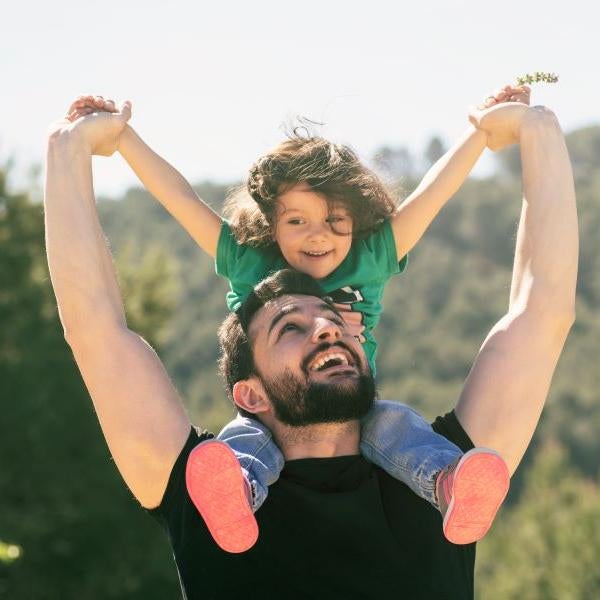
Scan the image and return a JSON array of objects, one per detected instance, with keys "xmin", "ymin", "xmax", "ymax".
[{"xmin": 68, "ymin": 85, "xmax": 528, "ymax": 553}]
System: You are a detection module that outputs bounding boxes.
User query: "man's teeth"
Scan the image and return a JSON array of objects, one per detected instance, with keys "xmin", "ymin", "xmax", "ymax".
[{"xmin": 310, "ymin": 352, "xmax": 349, "ymax": 371}]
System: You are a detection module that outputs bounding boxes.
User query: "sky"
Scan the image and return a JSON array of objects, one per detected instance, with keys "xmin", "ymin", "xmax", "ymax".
[{"xmin": 2, "ymin": 0, "xmax": 599, "ymax": 196}]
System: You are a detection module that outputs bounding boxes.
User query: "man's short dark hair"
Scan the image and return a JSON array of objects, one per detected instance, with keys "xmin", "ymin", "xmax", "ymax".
[{"xmin": 218, "ymin": 269, "xmax": 328, "ymax": 412}]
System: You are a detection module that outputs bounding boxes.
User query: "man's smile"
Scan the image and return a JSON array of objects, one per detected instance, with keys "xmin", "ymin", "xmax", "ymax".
[{"xmin": 303, "ymin": 343, "xmax": 360, "ymax": 377}]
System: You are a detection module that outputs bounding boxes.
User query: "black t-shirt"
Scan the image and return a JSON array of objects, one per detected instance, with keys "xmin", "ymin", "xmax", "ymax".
[{"xmin": 149, "ymin": 411, "xmax": 475, "ymax": 600}]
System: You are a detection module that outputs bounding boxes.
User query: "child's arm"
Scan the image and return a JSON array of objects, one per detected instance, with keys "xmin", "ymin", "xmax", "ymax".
[
  {"xmin": 118, "ymin": 126, "xmax": 222, "ymax": 257},
  {"xmin": 68, "ymin": 95, "xmax": 222, "ymax": 258},
  {"xmin": 390, "ymin": 84, "xmax": 530, "ymax": 260}
]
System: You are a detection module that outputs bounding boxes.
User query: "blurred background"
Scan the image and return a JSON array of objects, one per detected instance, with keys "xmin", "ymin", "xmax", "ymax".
[{"xmin": 1, "ymin": 1, "xmax": 599, "ymax": 598}]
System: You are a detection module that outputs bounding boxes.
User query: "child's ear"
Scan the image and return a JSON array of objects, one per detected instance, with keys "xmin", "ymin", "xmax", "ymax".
[{"xmin": 232, "ymin": 377, "xmax": 271, "ymax": 415}]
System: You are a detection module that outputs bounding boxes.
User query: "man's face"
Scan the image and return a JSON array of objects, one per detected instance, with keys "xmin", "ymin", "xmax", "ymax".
[{"xmin": 248, "ymin": 294, "xmax": 375, "ymax": 426}]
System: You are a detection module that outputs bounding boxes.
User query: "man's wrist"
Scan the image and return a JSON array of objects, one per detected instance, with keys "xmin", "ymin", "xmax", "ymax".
[
  {"xmin": 520, "ymin": 106, "xmax": 560, "ymax": 136},
  {"xmin": 47, "ymin": 124, "xmax": 92, "ymax": 157}
]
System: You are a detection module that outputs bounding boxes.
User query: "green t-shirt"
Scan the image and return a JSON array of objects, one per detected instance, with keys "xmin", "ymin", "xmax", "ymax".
[{"xmin": 215, "ymin": 220, "xmax": 407, "ymax": 373}]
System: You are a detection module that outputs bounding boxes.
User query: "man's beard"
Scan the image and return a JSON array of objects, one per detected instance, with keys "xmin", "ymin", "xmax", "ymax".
[{"xmin": 258, "ymin": 356, "xmax": 376, "ymax": 427}]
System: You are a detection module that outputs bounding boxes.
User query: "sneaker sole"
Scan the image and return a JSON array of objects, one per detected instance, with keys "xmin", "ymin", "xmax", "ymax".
[
  {"xmin": 185, "ymin": 440, "xmax": 258, "ymax": 554},
  {"xmin": 442, "ymin": 448, "xmax": 510, "ymax": 545}
]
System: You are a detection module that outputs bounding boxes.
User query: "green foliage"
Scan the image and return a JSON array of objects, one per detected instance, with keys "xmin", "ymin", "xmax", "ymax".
[
  {"xmin": 424, "ymin": 136, "xmax": 447, "ymax": 168},
  {"xmin": 516, "ymin": 72, "xmax": 559, "ymax": 86},
  {"xmin": 0, "ymin": 176, "xmax": 176, "ymax": 598},
  {"xmin": 476, "ymin": 442, "xmax": 600, "ymax": 600},
  {"xmin": 2, "ymin": 122, "xmax": 600, "ymax": 597}
]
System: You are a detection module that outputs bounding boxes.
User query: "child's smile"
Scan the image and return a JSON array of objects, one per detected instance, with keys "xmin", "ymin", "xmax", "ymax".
[{"xmin": 273, "ymin": 183, "xmax": 353, "ymax": 280}]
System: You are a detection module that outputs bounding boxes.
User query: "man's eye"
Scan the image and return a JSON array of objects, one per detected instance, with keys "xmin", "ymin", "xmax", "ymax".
[{"xmin": 280, "ymin": 322, "xmax": 300, "ymax": 335}]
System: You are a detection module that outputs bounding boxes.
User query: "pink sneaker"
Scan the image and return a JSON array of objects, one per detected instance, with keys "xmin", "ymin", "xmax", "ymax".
[
  {"xmin": 436, "ymin": 448, "xmax": 510, "ymax": 545},
  {"xmin": 185, "ymin": 440, "xmax": 258, "ymax": 554}
]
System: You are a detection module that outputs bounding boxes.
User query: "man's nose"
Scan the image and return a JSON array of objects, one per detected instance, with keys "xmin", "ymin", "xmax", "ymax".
[{"xmin": 311, "ymin": 317, "xmax": 342, "ymax": 342}]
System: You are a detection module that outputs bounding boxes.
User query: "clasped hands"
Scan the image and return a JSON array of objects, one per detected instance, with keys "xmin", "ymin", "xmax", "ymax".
[
  {"xmin": 51, "ymin": 84, "xmax": 542, "ymax": 156},
  {"xmin": 48, "ymin": 95, "xmax": 131, "ymax": 156}
]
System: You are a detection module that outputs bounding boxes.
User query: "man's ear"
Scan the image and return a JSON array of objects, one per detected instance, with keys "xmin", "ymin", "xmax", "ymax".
[{"xmin": 232, "ymin": 377, "xmax": 271, "ymax": 415}]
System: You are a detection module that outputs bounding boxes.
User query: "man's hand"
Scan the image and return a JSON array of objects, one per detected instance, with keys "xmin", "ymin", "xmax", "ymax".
[
  {"xmin": 469, "ymin": 85, "xmax": 531, "ymax": 151},
  {"xmin": 49, "ymin": 95, "xmax": 131, "ymax": 157}
]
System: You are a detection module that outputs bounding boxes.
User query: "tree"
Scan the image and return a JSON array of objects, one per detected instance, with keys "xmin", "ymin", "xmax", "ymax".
[
  {"xmin": 0, "ymin": 171, "xmax": 179, "ymax": 598},
  {"xmin": 476, "ymin": 442, "xmax": 600, "ymax": 599},
  {"xmin": 424, "ymin": 135, "xmax": 446, "ymax": 168},
  {"xmin": 372, "ymin": 145, "xmax": 416, "ymax": 181}
]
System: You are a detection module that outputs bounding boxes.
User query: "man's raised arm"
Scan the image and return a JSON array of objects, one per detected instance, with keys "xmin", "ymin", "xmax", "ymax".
[
  {"xmin": 455, "ymin": 104, "xmax": 577, "ymax": 474},
  {"xmin": 44, "ymin": 104, "xmax": 191, "ymax": 508}
]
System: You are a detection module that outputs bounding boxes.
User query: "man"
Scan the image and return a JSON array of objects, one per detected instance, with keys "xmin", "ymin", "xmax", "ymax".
[{"xmin": 44, "ymin": 99, "xmax": 577, "ymax": 599}]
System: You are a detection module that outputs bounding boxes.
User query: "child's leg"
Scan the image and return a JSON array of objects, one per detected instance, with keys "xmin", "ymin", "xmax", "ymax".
[
  {"xmin": 217, "ymin": 414, "xmax": 284, "ymax": 512},
  {"xmin": 360, "ymin": 400, "xmax": 462, "ymax": 508},
  {"xmin": 360, "ymin": 401, "xmax": 510, "ymax": 544},
  {"xmin": 185, "ymin": 416, "xmax": 283, "ymax": 554}
]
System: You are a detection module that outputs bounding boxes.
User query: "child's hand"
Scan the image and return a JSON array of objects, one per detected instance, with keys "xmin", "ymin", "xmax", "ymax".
[
  {"xmin": 477, "ymin": 84, "xmax": 531, "ymax": 110},
  {"xmin": 469, "ymin": 85, "xmax": 531, "ymax": 151},
  {"xmin": 332, "ymin": 303, "xmax": 366, "ymax": 343},
  {"xmin": 65, "ymin": 94, "xmax": 118, "ymax": 123}
]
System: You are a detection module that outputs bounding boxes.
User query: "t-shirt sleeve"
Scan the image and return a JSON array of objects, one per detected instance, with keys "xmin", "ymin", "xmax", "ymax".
[
  {"xmin": 431, "ymin": 410, "xmax": 474, "ymax": 454},
  {"xmin": 215, "ymin": 220, "xmax": 239, "ymax": 280},
  {"xmin": 215, "ymin": 221, "xmax": 278, "ymax": 311},
  {"xmin": 362, "ymin": 220, "xmax": 408, "ymax": 279},
  {"xmin": 147, "ymin": 427, "xmax": 214, "ymax": 526}
]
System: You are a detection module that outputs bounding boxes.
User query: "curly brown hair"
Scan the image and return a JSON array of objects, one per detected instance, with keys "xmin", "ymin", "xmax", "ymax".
[{"xmin": 224, "ymin": 132, "xmax": 398, "ymax": 247}]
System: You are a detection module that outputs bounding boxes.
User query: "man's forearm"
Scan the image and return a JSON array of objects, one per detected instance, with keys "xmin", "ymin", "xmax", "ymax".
[
  {"xmin": 455, "ymin": 108, "xmax": 577, "ymax": 471},
  {"xmin": 392, "ymin": 126, "xmax": 487, "ymax": 257},
  {"xmin": 509, "ymin": 109, "xmax": 578, "ymax": 318},
  {"xmin": 45, "ymin": 131, "xmax": 126, "ymax": 339}
]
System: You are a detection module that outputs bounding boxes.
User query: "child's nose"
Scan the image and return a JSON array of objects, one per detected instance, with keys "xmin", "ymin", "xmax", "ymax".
[{"xmin": 307, "ymin": 221, "xmax": 328, "ymax": 240}]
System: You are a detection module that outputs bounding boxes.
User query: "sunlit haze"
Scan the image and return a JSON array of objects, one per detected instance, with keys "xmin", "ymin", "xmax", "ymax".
[{"xmin": 3, "ymin": 0, "xmax": 598, "ymax": 196}]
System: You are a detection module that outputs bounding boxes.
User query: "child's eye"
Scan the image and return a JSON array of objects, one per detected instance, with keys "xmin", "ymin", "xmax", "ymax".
[
  {"xmin": 326, "ymin": 215, "xmax": 349, "ymax": 223},
  {"xmin": 287, "ymin": 218, "xmax": 305, "ymax": 225}
]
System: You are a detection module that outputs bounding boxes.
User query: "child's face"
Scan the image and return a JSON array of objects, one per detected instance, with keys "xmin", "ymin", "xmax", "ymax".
[{"xmin": 273, "ymin": 183, "xmax": 353, "ymax": 280}]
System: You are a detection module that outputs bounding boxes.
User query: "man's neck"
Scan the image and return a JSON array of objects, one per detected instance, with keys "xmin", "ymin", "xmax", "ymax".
[{"xmin": 270, "ymin": 420, "xmax": 361, "ymax": 461}]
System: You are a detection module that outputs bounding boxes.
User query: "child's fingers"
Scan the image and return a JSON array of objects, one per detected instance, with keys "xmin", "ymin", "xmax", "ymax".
[
  {"xmin": 478, "ymin": 82, "xmax": 532, "ymax": 110},
  {"xmin": 479, "ymin": 86, "xmax": 511, "ymax": 109},
  {"xmin": 73, "ymin": 94, "xmax": 118, "ymax": 112},
  {"xmin": 480, "ymin": 95, "xmax": 497, "ymax": 109},
  {"xmin": 509, "ymin": 85, "xmax": 531, "ymax": 105},
  {"xmin": 103, "ymin": 98, "xmax": 117, "ymax": 112},
  {"xmin": 66, "ymin": 94, "xmax": 97, "ymax": 117}
]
